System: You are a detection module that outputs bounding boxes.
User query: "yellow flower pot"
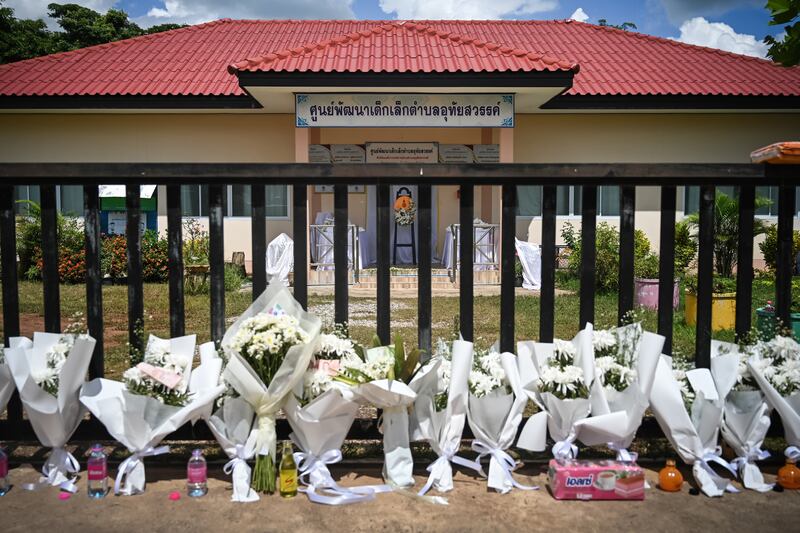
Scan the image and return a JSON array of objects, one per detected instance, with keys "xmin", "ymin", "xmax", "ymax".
[{"xmin": 684, "ymin": 290, "xmax": 737, "ymax": 332}]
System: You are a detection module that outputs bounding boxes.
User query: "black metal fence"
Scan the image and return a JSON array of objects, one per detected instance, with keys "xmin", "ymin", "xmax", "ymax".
[{"xmin": 0, "ymin": 162, "xmax": 797, "ymax": 442}]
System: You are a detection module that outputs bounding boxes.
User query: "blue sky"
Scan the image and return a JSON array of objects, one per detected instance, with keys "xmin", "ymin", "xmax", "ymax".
[{"xmin": 5, "ymin": 1, "xmax": 785, "ymax": 58}]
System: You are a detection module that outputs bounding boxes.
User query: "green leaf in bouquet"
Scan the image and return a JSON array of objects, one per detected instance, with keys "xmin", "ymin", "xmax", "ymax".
[
  {"xmin": 400, "ymin": 347, "xmax": 421, "ymax": 384},
  {"xmin": 393, "ymin": 335, "xmax": 405, "ymax": 380},
  {"xmin": 371, "ymin": 334, "xmax": 383, "ymax": 349}
]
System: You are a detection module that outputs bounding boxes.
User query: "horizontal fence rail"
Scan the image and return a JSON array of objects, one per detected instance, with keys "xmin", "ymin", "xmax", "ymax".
[{"xmin": 0, "ymin": 162, "xmax": 797, "ymax": 445}]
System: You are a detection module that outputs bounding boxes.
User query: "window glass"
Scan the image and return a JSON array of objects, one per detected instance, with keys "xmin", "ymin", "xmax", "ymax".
[
  {"xmin": 755, "ymin": 186, "xmax": 777, "ymax": 216},
  {"xmin": 14, "ymin": 185, "xmax": 40, "ymax": 214},
  {"xmin": 516, "ymin": 186, "xmax": 542, "ymax": 216},
  {"xmin": 265, "ymin": 185, "xmax": 288, "ymax": 217},
  {"xmin": 556, "ymin": 185, "xmax": 571, "ymax": 215},
  {"xmin": 231, "ymin": 185, "xmax": 252, "ymax": 216},
  {"xmin": 684, "ymin": 186, "xmax": 736, "ymax": 215},
  {"xmin": 181, "ymin": 185, "xmax": 209, "ymax": 216},
  {"xmin": 599, "ymin": 186, "xmax": 620, "ymax": 216},
  {"xmin": 59, "ymin": 185, "xmax": 83, "ymax": 215}
]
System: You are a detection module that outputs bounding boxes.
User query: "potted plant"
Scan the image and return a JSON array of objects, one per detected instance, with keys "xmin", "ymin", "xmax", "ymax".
[
  {"xmin": 684, "ymin": 192, "xmax": 769, "ymax": 331},
  {"xmin": 633, "ymin": 221, "xmax": 696, "ymax": 311},
  {"xmin": 683, "ymin": 275, "xmax": 738, "ymax": 331}
]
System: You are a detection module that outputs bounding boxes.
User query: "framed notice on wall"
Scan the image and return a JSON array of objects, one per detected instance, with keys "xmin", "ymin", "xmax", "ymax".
[{"xmin": 365, "ymin": 142, "xmax": 439, "ymax": 164}]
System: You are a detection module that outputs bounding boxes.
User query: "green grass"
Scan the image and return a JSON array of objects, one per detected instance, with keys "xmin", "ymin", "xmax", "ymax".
[{"xmin": 1, "ymin": 275, "xmax": 793, "ymax": 379}]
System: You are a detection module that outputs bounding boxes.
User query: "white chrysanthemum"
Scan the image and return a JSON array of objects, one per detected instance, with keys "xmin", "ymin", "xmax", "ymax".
[
  {"xmin": 123, "ymin": 366, "xmax": 144, "ymax": 385},
  {"xmin": 594, "ymin": 356, "xmax": 615, "ymax": 374},
  {"xmin": 593, "ymin": 330, "xmax": 617, "ymax": 352},
  {"xmin": 316, "ymin": 333, "xmax": 357, "ymax": 360},
  {"xmin": 554, "ymin": 339, "xmax": 577, "ymax": 358},
  {"xmin": 303, "ymin": 367, "xmax": 333, "ymax": 402}
]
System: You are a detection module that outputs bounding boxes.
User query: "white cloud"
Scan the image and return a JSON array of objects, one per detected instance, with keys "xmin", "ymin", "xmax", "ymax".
[
  {"xmin": 659, "ymin": 0, "xmax": 761, "ymax": 25},
  {"xmin": 2, "ymin": 1, "xmax": 357, "ymax": 28},
  {"xmin": 378, "ymin": 0, "xmax": 558, "ymax": 20},
  {"xmin": 569, "ymin": 7, "xmax": 589, "ymax": 22},
  {"xmin": 139, "ymin": 0, "xmax": 356, "ymax": 26},
  {"xmin": 674, "ymin": 17, "xmax": 767, "ymax": 58}
]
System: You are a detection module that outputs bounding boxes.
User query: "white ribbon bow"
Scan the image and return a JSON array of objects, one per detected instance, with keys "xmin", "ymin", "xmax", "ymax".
[
  {"xmin": 731, "ymin": 448, "xmax": 771, "ymax": 470},
  {"xmin": 471, "ymin": 441, "xmax": 538, "ymax": 493},
  {"xmin": 552, "ymin": 439, "xmax": 579, "ymax": 462},
  {"xmin": 730, "ymin": 447, "xmax": 773, "ymax": 492},
  {"xmin": 786, "ymin": 446, "xmax": 800, "ymax": 461},
  {"xmin": 222, "ymin": 444, "xmax": 259, "ymax": 503},
  {"xmin": 293, "ymin": 449, "xmax": 392, "ymax": 506},
  {"xmin": 114, "ymin": 445, "xmax": 170, "ymax": 496},
  {"xmin": 698, "ymin": 448, "xmax": 739, "ymax": 494},
  {"xmin": 22, "ymin": 447, "xmax": 80, "ymax": 493},
  {"xmin": 608, "ymin": 443, "xmax": 638, "ymax": 464},
  {"xmin": 417, "ymin": 443, "xmax": 481, "ymax": 497}
]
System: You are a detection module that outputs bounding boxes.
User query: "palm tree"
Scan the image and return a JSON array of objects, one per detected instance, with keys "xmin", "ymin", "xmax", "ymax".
[{"xmin": 686, "ymin": 192, "xmax": 770, "ymax": 278}]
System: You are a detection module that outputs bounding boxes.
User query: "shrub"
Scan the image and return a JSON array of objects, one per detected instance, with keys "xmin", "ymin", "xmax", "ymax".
[
  {"xmin": 684, "ymin": 274, "xmax": 737, "ymax": 294},
  {"xmin": 141, "ymin": 230, "xmax": 169, "ymax": 282},
  {"xmin": 183, "ymin": 218, "xmax": 209, "ymax": 265},
  {"xmin": 759, "ymin": 223, "xmax": 800, "ymax": 272},
  {"xmin": 17, "ymin": 201, "xmax": 84, "ymax": 280},
  {"xmin": 635, "ymin": 252, "xmax": 660, "ymax": 279},
  {"xmin": 563, "ymin": 222, "xmax": 652, "ymax": 292},
  {"xmin": 101, "ymin": 235, "xmax": 127, "ymax": 281},
  {"xmin": 674, "ymin": 220, "xmax": 697, "ymax": 277}
]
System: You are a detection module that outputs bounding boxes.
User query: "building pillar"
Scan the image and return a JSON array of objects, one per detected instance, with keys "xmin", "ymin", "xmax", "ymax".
[{"xmin": 295, "ymin": 127, "xmax": 311, "ymax": 282}]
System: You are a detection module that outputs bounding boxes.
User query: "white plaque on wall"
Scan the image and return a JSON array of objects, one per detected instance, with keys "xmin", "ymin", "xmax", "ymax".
[
  {"xmin": 331, "ymin": 144, "xmax": 366, "ymax": 164},
  {"xmin": 308, "ymin": 144, "xmax": 332, "ymax": 163},
  {"xmin": 473, "ymin": 144, "xmax": 500, "ymax": 163},
  {"xmin": 439, "ymin": 144, "xmax": 475, "ymax": 163},
  {"xmin": 296, "ymin": 93, "xmax": 514, "ymax": 128},
  {"xmin": 365, "ymin": 142, "xmax": 439, "ymax": 164}
]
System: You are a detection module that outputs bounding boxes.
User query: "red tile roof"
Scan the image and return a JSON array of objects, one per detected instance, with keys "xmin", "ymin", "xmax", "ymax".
[
  {"xmin": 229, "ymin": 21, "xmax": 578, "ymax": 74},
  {"xmin": 1, "ymin": 18, "xmax": 799, "ymax": 99}
]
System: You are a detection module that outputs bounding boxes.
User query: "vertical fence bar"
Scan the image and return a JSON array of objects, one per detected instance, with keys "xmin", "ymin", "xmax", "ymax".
[
  {"xmin": 540, "ymin": 185, "xmax": 556, "ymax": 342},
  {"xmin": 126, "ymin": 186, "xmax": 144, "ymax": 356},
  {"xmin": 251, "ymin": 184, "xmax": 267, "ymax": 300},
  {"xmin": 40, "ymin": 184, "xmax": 61, "ymax": 332},
  {"xmin": 0, "ymin": 186, "xmax": 23, "ymax": 427},
  {"xmin": 292, "ymin": 185, "xmax": 308, "ymax": 310},
  {"xmin": 166, "ymin": 185, "xmax": 185, "ymax": 337},
  {"xmin": 695, "ymin": 185, "xmax": 715, "ymax": 368},
  {"xmin": 500, "ymin": 184, "xmax": 516, "ymax": 353},
  {"xmin": 580, "ymin": 186, "xmax": 597, "ymax": 328},
  {"xmin": 376, "ymin": 184, "xmax": 391, "ymax": 344},
  {"xmin": 459, "ymin": 185, "xmax": 474, "ymax": 341},
  {"xmin": 418, "ymin": 184, "xmax": 432, "ymax": 356},
  {"xmin": 736, "ymin": 185, "xmax": 755, "ymax": 340},
  {"xmin": 658, "ymin": 186, "xmax": 676, "ymax": 354},
  {"xmin": 334, "ymin": 184, "xmax": 349, "ymax": 326},
  {"xmin": 209, "ymin": 184, "xmax": 225, "ymax": 344},
  {"xmin": 84, "ymin": 185, "xmax": 104, "ymax": 378},
  {"xmin": 618, "ymin": 186, "xmax": 636, "ymax": 325},
  {"xmin": 776, "ymin": 185, "xmax": 797, "ymax": 325}
]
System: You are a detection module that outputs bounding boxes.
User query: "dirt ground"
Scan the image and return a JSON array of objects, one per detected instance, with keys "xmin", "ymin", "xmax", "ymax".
[{"xmin": 1, "ymin": 462, "xmax": 797, "ymax": 533}]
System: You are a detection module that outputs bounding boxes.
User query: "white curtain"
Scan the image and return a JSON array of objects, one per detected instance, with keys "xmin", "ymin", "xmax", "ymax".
[{"xmin": 366, "ymin": 185, "xmax": 438, "ymax": 266}]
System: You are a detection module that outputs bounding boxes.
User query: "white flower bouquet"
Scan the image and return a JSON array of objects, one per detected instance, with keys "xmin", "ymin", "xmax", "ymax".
[
  {"xmin": 121, "ymin": 334, "xmax": 194, "ymax": 407},
  {"xmin": 285, "ymin": 374, "xmax": 392, "ymax": 505},
  {"xmin": 517, "ymin": 329, "xmax": 593, "ymax": 461},
  {"xmin": 713, "ymin": 339, "xmax": 775, "ymax": 492},
  {"xmin": 335, "ymin": 336, "xmax": 427, "ymax": 488},
  {"xmin": 221, "ymin": 285, "xmax": 321, "ymax": 494},
  {"xmin": 80, "ymin": 334, "xmax": 225, "ymax": 495},
  {"xmin": 0, "ymin": 339, "xmax": 17, "ymax": 416},
  {"xmin": 585, "ymin": 324, "xmax": 664, "ymax": 461},
  {"xmin": 465, "ymin": 349, "xmax": 537, "ymax": 494},
  {"xmin": 649, "ymin": 350, "xmax": 740, "ymax": 497},
  {"xmin": 5, "ymin": 332, "xmax": 96, "ymax": 492},
  {"xmin": 746, "ymin": 335, "xmax": 800, "ymax": 471},
  {"xmin": 409, "ymin": 339, "xmax": 475, "ymax": 496}
]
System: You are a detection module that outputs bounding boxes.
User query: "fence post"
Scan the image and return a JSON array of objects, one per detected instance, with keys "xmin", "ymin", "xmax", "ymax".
[
  {"xmin": 126, "ymin": 185, "xmax": 144, "ymax": 356},
  {"xmin": 418, "ymin": 184, "xmax": 432, "ymax": 357},
  {"xmin": 695, "ymin": 185, "xmax": 715, "ymax": 368},
  {"xmin": 84, "ymin": 185, "xmax": 104, "ymax": 378},
  {"xmin": 500, "ymin": 184, "xmax": 516, "ymax": 353},
  {"xmin": 580, "ymin": 186, "xmax": 597, "ymax": 328},
  {"xmin": 658, "ymin": 186, "xmax": 676, "ymax": 354},
  {"xmin": 166, "ymin": 185, "xmax": 185, "ymax": 337},
  {"xmin": 618, "ymin": 186, "xmax": 635, "ymax": 324},
  {"xmin": 41, "ymin": 184, "xmax": 61, "ymax": 333},
  {"xmin": 735, "ymin": 185, "xmax": 755, "ymax": 340},
  {"xmin": 459, "ymin": 185, "xmax": 474, "ymax": 341},
  {"xmin": 540, "ymin": 185, "xmax": 556, "ymax": 342},
  {"xmin": 334, "ymin": 184, "xmax": 349, "ymax": 326}
]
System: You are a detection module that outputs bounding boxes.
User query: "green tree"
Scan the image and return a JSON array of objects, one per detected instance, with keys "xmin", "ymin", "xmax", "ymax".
[
  {"xmin": 598, "ymin": 19, "xmax": 637, "ymax": 31},
  {"xmin": 0, "ymin": 2, "xmax": 186, "ymax": 64},
  {"xmin": 765, "ymin": 0, "xmax": 800, "ymax": 66}
]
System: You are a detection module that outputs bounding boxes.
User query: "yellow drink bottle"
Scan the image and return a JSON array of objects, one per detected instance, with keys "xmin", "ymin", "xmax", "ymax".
[{"xmin": 279, "ymin": 441, "xmax": 298, "ymax": 498}]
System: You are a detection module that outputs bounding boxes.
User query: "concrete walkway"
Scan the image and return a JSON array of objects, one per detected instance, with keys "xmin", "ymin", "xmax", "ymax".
[{"xmin": 1, "ymin": 463, "xmax": 794, "ymax": 532}]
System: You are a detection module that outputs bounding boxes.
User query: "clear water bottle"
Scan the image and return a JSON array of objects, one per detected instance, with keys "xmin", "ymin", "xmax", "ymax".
[
  {"xmin": 0, "ymin": 446, "xmax": 9, "ymax": 496},
  {"xmin": 187, "ymin": 449, "xmax": 207, "ymax": 497},
  {"xmin": 87, "ymin": 444, "xmax": 107, "ymax": 499}
]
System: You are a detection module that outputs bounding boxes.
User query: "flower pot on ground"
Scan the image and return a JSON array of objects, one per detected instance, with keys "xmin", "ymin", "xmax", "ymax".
[
  {"xmin": 683, "ymin": 276, "xmax": 737, "ymax": 331},
  {"xmin": 633, "ymin": 252, "xmax": 680, "ymax": 311}
]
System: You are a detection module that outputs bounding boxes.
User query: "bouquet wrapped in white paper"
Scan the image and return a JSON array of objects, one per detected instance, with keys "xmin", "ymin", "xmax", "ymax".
[
  {"xmin": 712, "ymin": 339, "xmax": 775, "ymax": 492},
  {"xmin": 746, "ymin": 335, "xmax": 800, "ymax": 470},
  {"xmin": 335, "ymin": 338, "xmax": 427, "ymax": 488},
  {"xmin": 410, "ymin": 339, "xmax": 475, "ymax": 496},
  {"xmin": 649, "ymin": 350, "xmax": 740, "ymax": 497},
  {"xmin": 465, "ymin": 349, "xmax": 537, "ymax": 494},
  {"xmin": 5, "ymin": 332, "xmax": 96, "ymax": 492},
  {"xmin": 0, "ymin": 340, "xmax": 16, "ymax": 415},
  {"xmin": 517, "ymin": 328, "xmax": 593, "ymax": 461},
  {"xmin": 221, "ymin": 285, "xmax": 321, "ymax": 494},
  {"xmin": 80, "ymin": 334, "xmax": 225, "ymax": 495},
  {"xmin": 585, "ymin": 324, "xmax": 664, "ymax": 461},
  {"xmin": 285, "ymin": 371, "xmax": 391, "ymax": 505}
]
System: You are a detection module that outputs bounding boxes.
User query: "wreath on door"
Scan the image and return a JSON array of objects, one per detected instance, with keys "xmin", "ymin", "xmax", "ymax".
[{"xmin": 394, "ymin": 194, "xmax": 416, "ymax": 226}]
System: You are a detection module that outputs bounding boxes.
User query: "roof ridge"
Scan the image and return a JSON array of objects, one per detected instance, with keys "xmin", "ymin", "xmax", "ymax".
[
  {"xmin": 0, "ymin": 18, "xmax": 232, "ymax": 69},
  {"xmin": 229, "ymin": 20, "xmax": 578, "ymax": 73}
]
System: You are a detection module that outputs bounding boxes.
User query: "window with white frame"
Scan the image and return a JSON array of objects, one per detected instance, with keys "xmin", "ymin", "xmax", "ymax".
[
  {"xmin": 181, "ymin": 185, "xmax": 289, "ymax": 218},
  {"xmin": 14, "ymin": 185, "xmax": 83, "ymax": 216},
  {"xmin": 684, "ymin": 186, "xmax": 800, "ymax": 217},
  {"xmin": 517, "ymin": 185, "xmax": 620, "ymax": 216}
]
